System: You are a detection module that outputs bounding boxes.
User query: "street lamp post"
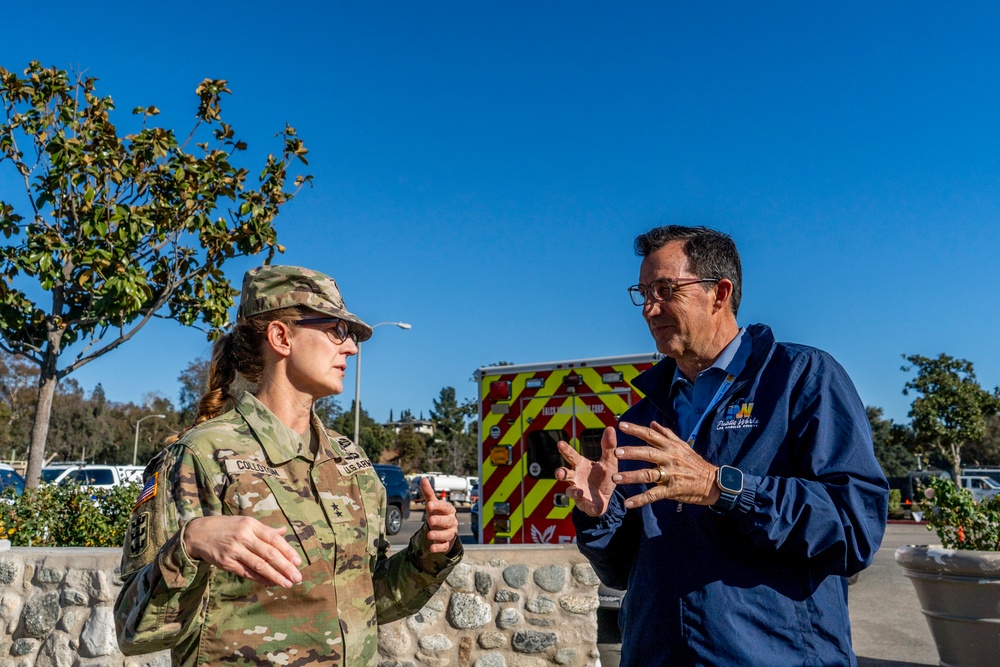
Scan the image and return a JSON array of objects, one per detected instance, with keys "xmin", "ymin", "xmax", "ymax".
[
  {"xmin": 354, "ymin": 322, "xmax": 411, "ymax": 447},
  {"xmin": 133, "ymin": 414, "xmax": 166, "ymax": 466}
]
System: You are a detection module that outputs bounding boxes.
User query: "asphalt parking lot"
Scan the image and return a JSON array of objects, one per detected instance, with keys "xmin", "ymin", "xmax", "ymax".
[
  {"xmin": 851, "ymin": 522, "xmax": 939, "ymax": 666},
  {"xmin": 393, "ymin": 513, "xmax": 941, "ymax": 666}
]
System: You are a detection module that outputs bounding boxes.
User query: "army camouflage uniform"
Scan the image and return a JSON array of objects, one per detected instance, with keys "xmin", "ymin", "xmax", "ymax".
[{"xmin": 114, "ymin": 393, "xmax": 462, "ymax": 666}]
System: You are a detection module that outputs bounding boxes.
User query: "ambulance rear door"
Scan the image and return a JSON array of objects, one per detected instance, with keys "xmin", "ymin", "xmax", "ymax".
[{"xmin": 517, "ymin": 380, "xmax": 634, "ymax": 544}]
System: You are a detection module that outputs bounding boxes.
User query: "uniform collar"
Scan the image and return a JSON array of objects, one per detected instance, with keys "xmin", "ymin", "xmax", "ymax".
[{"xmin": 236, "ymin": 392, "xmax": 314, "ymax": 465}]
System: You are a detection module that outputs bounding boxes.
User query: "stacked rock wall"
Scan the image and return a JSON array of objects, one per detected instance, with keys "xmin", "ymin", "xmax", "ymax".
[{"xmin": 0, "ymin": 545, "xmax": 602, "ymax": 667}]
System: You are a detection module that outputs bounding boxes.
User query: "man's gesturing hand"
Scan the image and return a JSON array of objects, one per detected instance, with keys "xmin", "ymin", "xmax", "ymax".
[
  {"xmin": 611, "ymin": 421, "xmax": 720, "ymax": 509},
  {"xmin": 420, "ymin": 477, "xmax": 458, "ymax": 553},
  {"xmin": 555, "ymin": 426, "xmax": 618, "ymax": 517},
  {"xmin": 183, "ymin": 515, "xmax": 303, "ymax": 588}
]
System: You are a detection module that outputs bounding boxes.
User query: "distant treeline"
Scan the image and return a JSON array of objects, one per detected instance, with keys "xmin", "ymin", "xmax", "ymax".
[{"xmin": 0, "ymin": 352, "xmax": 479, "ymax": 475}]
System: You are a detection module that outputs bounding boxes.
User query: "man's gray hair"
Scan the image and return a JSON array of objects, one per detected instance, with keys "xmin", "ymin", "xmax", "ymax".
[{"xmin": 634, "ymin": 225, "xmax": 742, "ymax": 316}]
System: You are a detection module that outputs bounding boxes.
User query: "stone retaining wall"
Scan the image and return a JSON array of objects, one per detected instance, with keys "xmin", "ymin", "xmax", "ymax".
[{"xmin": 0, "ymin": 545, "xmax": 601, "ymax": 667}]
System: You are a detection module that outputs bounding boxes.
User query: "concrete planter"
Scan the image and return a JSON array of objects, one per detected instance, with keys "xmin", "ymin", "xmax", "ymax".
[{"xmin": 895, "ymin": 545, "xmax": 1000, "ymax": 667}]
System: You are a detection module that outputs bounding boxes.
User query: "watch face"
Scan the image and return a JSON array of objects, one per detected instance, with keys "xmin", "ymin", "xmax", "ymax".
[{"xmin": 719, "ymin": 466, "xmax": 743, "ymax": 493}]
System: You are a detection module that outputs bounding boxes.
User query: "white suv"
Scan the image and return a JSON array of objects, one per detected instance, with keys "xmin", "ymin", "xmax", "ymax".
[
  {"xmin": 42, "ymin": 464, "xmax": 138, "ymax": 490},
  {"xmin": 960, "ymin": 475, "xmax": 1000, "ymax": 502}
]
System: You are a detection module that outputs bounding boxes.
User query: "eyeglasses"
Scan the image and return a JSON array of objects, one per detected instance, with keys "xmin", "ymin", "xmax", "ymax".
[
  {"xmin": 294, "ymin": 317, "xmax": 358, "ymax": 344},
  {"xmin": 627, "ymin": 278, "xmax": 720, "ymax": 306}
]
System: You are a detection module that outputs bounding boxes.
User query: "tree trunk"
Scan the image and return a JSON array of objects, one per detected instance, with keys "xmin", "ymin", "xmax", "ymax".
[
  {"xmin": 24, "ymin": 343, "xmax": 61, "ymax": 488},
  {"xmin": 24, "ymin": 371, "xmax": 57, "ymax": 487},
  {"xmin": 951, "ymin": 441, "xmax": 962, "ymax": 487}
]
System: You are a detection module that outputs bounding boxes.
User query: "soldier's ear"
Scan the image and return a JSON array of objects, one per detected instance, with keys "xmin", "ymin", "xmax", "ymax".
[{"xmin": 266, "ymin": 321, "xmax": 294, "ymax": 357}]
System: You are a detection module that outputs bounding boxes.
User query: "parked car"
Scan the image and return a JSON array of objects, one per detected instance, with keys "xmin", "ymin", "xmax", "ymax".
[
  {"xmin": 117, "ymin": 465, "xmax": 145, "ymax": 484},
  {"xmin": 962, "ymin": 467, "xmax": 1000, "ymax": 486},
  {"xmin": 470, "ymin": 496, "xmax": 479, "ymax": 543},
  {"xmin": 41, "ymin": 464, "xmax": 139, "ymax": 490},
  {"xmin": 0, "ymin": 463, "xmax": 25, "ymax": 499},
  {"xmin": 373, "ymin": 464, "xmax": 411, "ymax": 535},
  {"xmin": 960, "ymin": 475, "xmax": 1000, "ymax": 502}
]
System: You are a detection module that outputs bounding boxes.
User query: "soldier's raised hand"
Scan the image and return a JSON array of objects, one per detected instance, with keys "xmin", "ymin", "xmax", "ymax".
[
  {"xmin": 555, "ymin": 426, "xmax": 619, "ymax": 516},
  {"xmin": 183, "ymin": 515, "xmax": 303, "ymax": 588},
  {"xmin": 420, "ymin": 477, "xmax": 458, "ymax": 553}
]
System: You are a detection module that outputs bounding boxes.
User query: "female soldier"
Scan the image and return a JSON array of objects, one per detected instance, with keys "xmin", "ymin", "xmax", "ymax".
[{"xmin": 114, "ymin": 265, "xmax": 462, "ymax": 665}]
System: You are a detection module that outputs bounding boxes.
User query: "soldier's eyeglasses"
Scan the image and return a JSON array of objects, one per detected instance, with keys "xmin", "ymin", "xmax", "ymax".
[
  {"xmin": 294, "ymin": 317, "xmax": 358, "ymax": 344},
  {"xmin": 627, "ymin": 278, "xmax": 720, "ymax": 306}
]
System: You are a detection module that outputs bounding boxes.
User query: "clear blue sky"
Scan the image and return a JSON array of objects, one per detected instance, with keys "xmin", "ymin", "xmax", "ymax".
[{"xmin": 3, "ymin": 2, "xmax": 998, "ymax": 427}]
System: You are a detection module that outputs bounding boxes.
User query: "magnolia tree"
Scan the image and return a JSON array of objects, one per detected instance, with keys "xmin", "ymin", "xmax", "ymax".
[{"xmin": 0, "ymin": 62, "xmax": 310, "ymax": 486}]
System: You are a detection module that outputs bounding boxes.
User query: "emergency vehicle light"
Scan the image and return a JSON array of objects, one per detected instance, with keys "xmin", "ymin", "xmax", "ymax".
[
  {"xmin": 489, "ymin": 380, "xmax": 512, "ymax": 401},
  {"xmin": 602, "ymin": 372, "xmax": 624, "ymax": 384},
  {"xmin": 493, "ymin": 502, "xmax": 511, "ymax": 516},
  {"xmin": 490, "ymin": 445, "xmax": 513, "ymax": 466},
  {"xmin": 562, "ymin": 373, "xmax": 582, "ymax": 387},
  {"xmin": 493, "ymin": 518, "xmax": 511, "ymax": 533},
  {"xmin": 525, "ymin": 378, "xmax": 545, "ymax": 389}
]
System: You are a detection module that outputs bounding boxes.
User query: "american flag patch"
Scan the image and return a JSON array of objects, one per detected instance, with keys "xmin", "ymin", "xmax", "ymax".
[{"xmin": 134, "ymin": 472, "xmax": 158, "ymax": 510}]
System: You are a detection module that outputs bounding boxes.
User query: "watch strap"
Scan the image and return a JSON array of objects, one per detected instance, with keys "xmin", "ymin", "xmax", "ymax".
[{"xmin": 712, "ymin": 465, "xmax": 743, "ymax": 512}]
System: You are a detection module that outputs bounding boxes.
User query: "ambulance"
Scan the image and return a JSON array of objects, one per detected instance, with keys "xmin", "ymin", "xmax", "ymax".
[{"xmin": 474, "ymin": 353, "xmax": 661, "ymax": 544}]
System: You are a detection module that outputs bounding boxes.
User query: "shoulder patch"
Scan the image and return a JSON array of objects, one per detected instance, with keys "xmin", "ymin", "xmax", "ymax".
[
  {"xmin": 336, "ymin": 436, "xmax": 361, "ymax": 460},
  {"xmin": 324, "ymin": 430, "xmax": 374, "ymax": 475},
  {"xmin": 134, "ymin": 472, "xmax": 158, "ymax": 510},
  {"xmin": 127, "ymin": 511, "xmax": 150, "ymax": 558}
]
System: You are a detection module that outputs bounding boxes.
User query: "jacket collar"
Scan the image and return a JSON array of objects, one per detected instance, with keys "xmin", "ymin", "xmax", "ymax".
[
  {"xmin": 235, "ymin": 392, "xmax": 313, "ymax": 465},
  {"xmin": 633, "ymin": 323, "xmax": 777, "ymax": 412}
]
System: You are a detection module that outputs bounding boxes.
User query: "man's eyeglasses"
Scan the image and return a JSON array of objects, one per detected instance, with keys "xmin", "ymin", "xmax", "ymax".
[
  {"xmin": 627, "ymin": 278, "xmax": 720, "ymax": 306},
  {"xmin": 294, "ymin": 317, "xmax": 358, "ymax": 344}
]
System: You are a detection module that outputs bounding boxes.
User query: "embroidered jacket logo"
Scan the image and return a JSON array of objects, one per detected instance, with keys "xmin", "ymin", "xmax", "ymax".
[{"xmin": 717, "ymin": 399, "xmax": 759, "ymax": 431}]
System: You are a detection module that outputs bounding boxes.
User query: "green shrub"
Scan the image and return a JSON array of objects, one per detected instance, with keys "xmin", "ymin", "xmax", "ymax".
[
  {"xmin": 0, "ymin": 482, "xmax": 140, "ymax": 547},
  {"xmin": 919, "ymin": 476, "xmax": 1000, "ymax": 551},
  {"xmin": 888, "ymin": 489, "xmax": 902, "ymax": 516}
]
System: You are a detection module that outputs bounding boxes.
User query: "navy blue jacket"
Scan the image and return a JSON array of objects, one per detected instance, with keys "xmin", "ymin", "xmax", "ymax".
[{"xmin": 574, "ymin": 324, "xmax": 888, "ymax": 667}]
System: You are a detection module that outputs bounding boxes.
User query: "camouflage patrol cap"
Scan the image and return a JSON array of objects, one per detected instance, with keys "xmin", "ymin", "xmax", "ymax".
[{"xmin": 237, "ymin": 265, "xmax": 373, "ymax": 342}]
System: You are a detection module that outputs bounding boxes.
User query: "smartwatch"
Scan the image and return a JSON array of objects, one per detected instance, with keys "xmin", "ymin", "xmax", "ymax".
[{"xmin": 712, "ymin": 465, "xmax": 744, "ymax": 512}]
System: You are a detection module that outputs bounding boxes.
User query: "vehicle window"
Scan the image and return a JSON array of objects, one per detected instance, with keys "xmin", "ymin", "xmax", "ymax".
[
  {"xmin": 0, "ymin": 470, "xmax": 24, "ymax": 495},
  {"xmin": 42, "ymin": 469, "xmax": 66, "ymax": 483},
  {"xmin": 580, "ymin": 428, "xmax": 606, "ymax": 462},
  {"xmin": 86, "ymin": 469, "xmax": 115, "ymax": 485},
  {"xmin": 525, "ymin": 429, "xmax": 569, "ymax": 479},
  {"xmin": 63, "ymin": 470, "xmax": 86, "ymax": 484}
]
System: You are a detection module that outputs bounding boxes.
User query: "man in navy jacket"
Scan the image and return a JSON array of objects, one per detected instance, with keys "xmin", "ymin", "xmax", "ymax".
[{"xmin": 556, "ymin": 226, "xmax": 888, "ymax": 666}]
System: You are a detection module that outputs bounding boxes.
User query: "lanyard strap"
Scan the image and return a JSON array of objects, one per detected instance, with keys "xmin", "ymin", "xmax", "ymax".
[{"xmin": 685, "ymin": 373, "xmax": 736, "ymax": 446}]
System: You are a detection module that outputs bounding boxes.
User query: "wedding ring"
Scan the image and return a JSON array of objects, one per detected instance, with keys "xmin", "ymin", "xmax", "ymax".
[{"xmin": 656, "ymin": 466, "xmax": 667, "ymax": 485}]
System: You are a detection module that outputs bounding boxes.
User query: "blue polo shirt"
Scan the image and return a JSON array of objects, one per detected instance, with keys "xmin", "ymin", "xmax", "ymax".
[{"xmin": 669, "ymin": 328, "xmax": 751, "ymax": 444}]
